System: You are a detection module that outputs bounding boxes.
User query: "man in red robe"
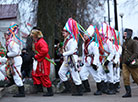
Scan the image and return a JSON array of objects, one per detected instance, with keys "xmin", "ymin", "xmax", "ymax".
[{"xmin": 31, "ymin": 29, "xmax": 53, "ymax": 96}]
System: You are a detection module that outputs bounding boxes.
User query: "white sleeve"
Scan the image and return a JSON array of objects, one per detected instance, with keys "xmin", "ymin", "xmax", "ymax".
[
  {"xmin": 0, "ymin": 57, "xmax": 7, "ymax": 64},
  {"xmin": 92, "ymin": 42, "xmax": 100, "ymax": 65},
  {"xmin": 114, "ymin": 45, "xmax": 122, "ymax": 64},
  {"xmin": 63, "ymin": 39, "xmax": 78, "ymax": 56},
  {"xmin": 118, "ymin": 45, "xmax": 122, "ymax": 55},
  {"xmin": 114, "ymin": 52, "xmax": 119, "ymax": 64},
  {"xmin": 107, "ymin": 40, "xmax": 115, "ymax": 61},
  {"xmin": 7, "ymin": 41, "xmax": 20, "ymax": 57}
]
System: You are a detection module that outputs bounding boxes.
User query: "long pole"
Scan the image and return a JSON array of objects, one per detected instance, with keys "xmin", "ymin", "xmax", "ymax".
[
  {"xmin": 107, "ymin": 0, "xmax": 110, "ymax": 25},
  {"xmin": 121, "ymin": 17, "xmax": 123, "ymax": 36},
  {"xmin": 114, "ymin": 0, "xmax": 118, "ymax": 30},
  {"xmin": 119, "ymin": 13, "xmax": 124, "ymax": 36}
]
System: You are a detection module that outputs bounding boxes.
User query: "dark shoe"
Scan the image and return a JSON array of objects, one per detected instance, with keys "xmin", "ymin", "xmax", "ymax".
[
  {"xmin": 4, "ymin": 82, "xmax": 14, "ymax": 87},
  {"xmin": 94, "ymin": 83, "xmax": 102, "ymax": 95},
  {"xmin": 107, "ymin": 83, "xmax": 116, "ymax": 95},
  {"xmin": 13, "ymin": 86, "xmax": 25, "ymax": 97},
  {"xmin": 72, "ymin": 85, "xmax": 83, "ymax": 96},
  {"xmin": 94, "ymin": 90, "xmax": 102, "ymax": 95},
  {"xmin": 122, "ymin": 85, "xmax": 132, "ymax": 98},
  {"xmin": 114, "ymin": 83, "xmax": 119, "ymax": 93},
  {"xmin": 116, "ymin": 82, "xmax": 120, "ymax": 89},
  {"xmin": 61, "ymin": 81, "xmax": 71, "ymax": 93},
  {"xmin": 37, "ymin": 84, "xmax": 43, "ymax": 92},
  {"xmin": 82, "ymin": 80, "xmax": 91, "ymax": 92},
  {"xmin": 43, "ymin": 87, "xmax": 54, "ymax": 96},
  {"xmin": 106, "ymin": 90, "xmax": 116, "ymax": 95},
  {"xmin": 101, "ymin": 82, "xmax": 109, "ymax": 94},
  {"xmin": 34, "ymin": 84, "xmax": 43, "ymax": 93},
  {"xmin": 103, "ymin": 83, "xmax": 116, "ymax": 95},
  {"xmin": 5, "ymin": 76, "xmax": 15, "ymax": 87}
]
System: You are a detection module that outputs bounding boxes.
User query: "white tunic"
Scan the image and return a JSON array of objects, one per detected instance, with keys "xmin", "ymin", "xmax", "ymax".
[
  {"xmin": 114, "ymin": 45, "xmax": 122, "ymax": 64},
  {"xmin": 82, "ymin": 41, "xmax": 100, "ymax": 66},
  {"xmin": 80, "ymin": 41, "xmax": 104, "ymax": 82},
  {"xmin": 103, "ymin": 39, "xmax": 115, "ymax": 61},
  {"xmin": 58, "ymin": 37, "xmax": 82, "ymax": 85},
  {"xmin": 7, "ymin": 40, "xmax": 23, "ymax": 86}
]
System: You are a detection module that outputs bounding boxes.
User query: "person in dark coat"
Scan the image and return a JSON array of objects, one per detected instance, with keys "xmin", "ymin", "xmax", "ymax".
[
  {"xmin": 21, "ymin": 48, "xmax": 32, "ymax": 79},
  {"xmin": 26, "ymin": 27, "xmax": 43, "ymax": 92},
  {"xmin": 122, "ymin": 28, "xmax": 138, "ymax": 98}
]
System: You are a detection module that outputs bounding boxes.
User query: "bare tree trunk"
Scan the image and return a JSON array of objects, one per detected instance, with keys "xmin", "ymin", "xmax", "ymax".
[{"xmin": 37, "ymin": 0, "xmax": 57, "ymax": 58}]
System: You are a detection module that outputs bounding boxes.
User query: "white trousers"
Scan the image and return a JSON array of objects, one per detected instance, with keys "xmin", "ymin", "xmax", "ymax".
[
  {"xmin": 104, "ymin": 62, "xmax": 114, "ymax": 83},
  {"xmin": 79, "ymin": 64, "xmax": 104, "ymax": 83},
  {"xmin": 0, "ymin": 56, "xmax": 23, "ymax": 86},
  {"xmin": 13, "ymin": 64, "xmax": 23, "ymax": 86},
  {"xmin": 13, "ymin": 56, "xmax": 23, "ymax": 87},
  {"xmin": 58, "ymin": 61, "xmax": 82, "ymax": 85},
  {"xmin": 113, "ymin": 67, "xmax": 120, "ymax": 83}
]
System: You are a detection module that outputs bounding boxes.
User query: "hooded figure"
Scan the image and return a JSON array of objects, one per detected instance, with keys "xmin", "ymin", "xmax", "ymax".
[
  {"xmin": 123, "ymin": 28, "xmax": 133, "ymax": 40},
  {"xmin": 122, "ymin": 28, "xmax": 138, "ymax": 98}
]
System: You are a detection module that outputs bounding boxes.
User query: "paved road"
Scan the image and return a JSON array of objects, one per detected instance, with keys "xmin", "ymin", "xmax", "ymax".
[{"xmin": 0, "ymin": 76, "xmax": 138, "ymax": 102}]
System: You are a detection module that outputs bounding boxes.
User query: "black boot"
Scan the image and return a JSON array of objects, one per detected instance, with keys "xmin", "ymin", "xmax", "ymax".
[
  {"xmin": 61, "ymin": 81, "xmax": 71, "ymax": 93},
  {"xmin": 116, "ymin": 82, "xmax": 120, "ymax": 89},
  {"xmin": 101, "ymin": 82, "xmax": 110, "ymax": 94},
  {"xmin": 72, "ymin": 85, "xmax": 83, "ymax": 96},
  {"xmin": 107, "ymin": 83, "xmax": 116, "ymax": 95},
  {"xmin": 5, "ymin": 76, "xmax": 15, "ymax": 87},
  {"xmin": 33, "ymin": 84, "xmax": 43, "ymax": 93},
  {"xmin": 82, "ymin": 80, "xmax": 91, "ymax": 92},
  {"xmin": 122, "ymin": 85, "xmax": 131, "ymax": 98},
  {"xmin": 13, "ymin": 86, "xmax": 25, "ymax": 97},
  {"xmin": 104, "ymin": 83, "xmax": 116, "ymax": 95},
  {"xmin": 37, "ymin": 84, "xmax": 43, "ymax": 92},
  {"xmin": 43, "ymin": 86, "xmax": 54, "ymax": 96},
  {"xmin": 114, "ymin": 83, "xmax": 119, "ymax": 93},
  {"xmin": 94, "ymin": 82, "xmax": 102, "ymax": 95}
]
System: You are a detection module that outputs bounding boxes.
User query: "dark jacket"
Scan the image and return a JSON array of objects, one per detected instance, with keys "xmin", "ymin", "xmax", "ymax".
[{"xmin": 122, "ymin": 39, "xmax": 138, "ymax": 63}]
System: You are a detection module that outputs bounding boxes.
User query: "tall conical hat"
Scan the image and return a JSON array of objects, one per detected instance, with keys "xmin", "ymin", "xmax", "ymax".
[
  {"xmin": 85, "ymin": 25, "xmax": 95, "ymax": 37},
  {"xmin": 99, "ymin": 22, "xmax": 108, "ymax": 36},
  {"xmin": 63, "ymin": 18, "xmax": 79, "ymax": 41}
]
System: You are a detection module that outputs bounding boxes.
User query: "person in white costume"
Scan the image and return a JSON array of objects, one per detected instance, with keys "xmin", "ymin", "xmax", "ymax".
[
  {"xmin": 101, "ymin": 23, "xmax": 116, "ymax": 95},
  {"xmin": 79, "ymin": 25, "xmax": 104, "ymax": 95},
  {"xmin": 58, "ymin": 18, "xmax": 83, "ymax": 96},
  {"xmin": 4, "ymin": 24, "xmax": 25, "ymax": 97},
  {"xmin": 113, "ymin": 44, "xmax": 122, "ymax": 92}
]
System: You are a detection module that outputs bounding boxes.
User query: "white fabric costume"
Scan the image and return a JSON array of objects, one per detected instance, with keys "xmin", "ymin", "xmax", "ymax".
[
  {"xmin": 103, "ymin": 39, "xmax": 115, "ymax": 83},
  {"xmin": 7, "ymin": 40, "xmax": 23, "ymax": 86},
  {"xmin": 113, "ymin": 45, "xmax": 122, "ymax": 83},
  {"xmin": 58, "ymin": 37, "xmax": 82, "ymax": 85},
  {"xmin": 79, "ymin": 41, "xmax": 104, "ymax": 83}
]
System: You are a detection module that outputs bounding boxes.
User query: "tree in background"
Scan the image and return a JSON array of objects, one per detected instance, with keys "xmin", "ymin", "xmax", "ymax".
[{"xmin": 37, "ymin": 0, "xmax": 105, "ymax": 57}]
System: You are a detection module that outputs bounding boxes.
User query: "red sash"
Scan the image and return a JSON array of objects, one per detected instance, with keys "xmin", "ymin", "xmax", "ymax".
[
  {"xmin": 63, "ymin": 36, "xmax": 73, "ymax": 51},
  {"xmin": 84, "ymin": 38, "xmax": 94, "ymax": 63}
]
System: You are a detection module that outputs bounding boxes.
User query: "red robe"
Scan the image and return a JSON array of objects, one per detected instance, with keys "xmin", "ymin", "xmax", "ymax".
[{"xmin": 32, "ymin": 38, "xmax": 51, "ymax": 87}]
